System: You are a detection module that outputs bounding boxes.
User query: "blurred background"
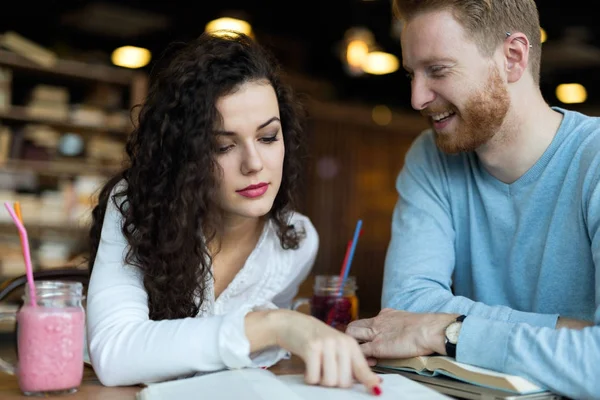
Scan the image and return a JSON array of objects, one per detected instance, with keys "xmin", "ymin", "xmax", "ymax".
[{"xmin": 0, "ymin": 0, "xmax": 596, "ymax": 317}]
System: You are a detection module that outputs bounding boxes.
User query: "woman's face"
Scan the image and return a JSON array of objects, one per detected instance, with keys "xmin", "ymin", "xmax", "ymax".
[{"xmin": 213, "ymin": 80, "xmax": 285, "ymax": 221}]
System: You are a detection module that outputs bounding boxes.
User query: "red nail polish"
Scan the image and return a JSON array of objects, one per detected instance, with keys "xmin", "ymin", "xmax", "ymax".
[{"xmin": 372, "ymin": 386, "xmax": 382, "ymax": 396}]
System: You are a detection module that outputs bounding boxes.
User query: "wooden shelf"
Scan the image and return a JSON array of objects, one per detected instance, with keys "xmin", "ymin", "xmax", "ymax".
[
  {"xmin": 0, "ymin": 221, "xmax": 88, "ymax": 239},
  {"xmin": 0, "ymin": 48, "xmax": 147, "ymax": 277},
  {"xmin": 0, "ymin": 158, "xmax": 120, "ymax": 176},
  {"xmin": 0, "ymin": 106, "xmax": 132, "ymax": 136},
  {"xmin": 0, "ymin": 49, "xmax": 136, "ymax": 86}
]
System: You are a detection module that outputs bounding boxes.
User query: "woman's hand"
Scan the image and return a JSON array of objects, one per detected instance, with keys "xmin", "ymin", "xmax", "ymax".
[{"xmin": 268, "ymin": 309, "xmax": 381, "ymax": 394}]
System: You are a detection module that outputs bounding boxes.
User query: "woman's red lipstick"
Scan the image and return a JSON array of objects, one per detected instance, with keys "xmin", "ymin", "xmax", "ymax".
[{"xmin": 236, "ymin": 182, "xmax": 269, "ymax": 198}]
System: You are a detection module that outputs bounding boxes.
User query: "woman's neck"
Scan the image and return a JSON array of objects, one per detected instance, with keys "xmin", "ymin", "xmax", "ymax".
[{"xmin": 210, "ymin": 215, "xmax": 266, "ymax": 254}]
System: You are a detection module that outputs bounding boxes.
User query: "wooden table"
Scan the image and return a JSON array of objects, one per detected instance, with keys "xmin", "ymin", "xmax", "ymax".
[{"xmin": 0, "ymin": 357, "xmax": 306, "ymax": 399}]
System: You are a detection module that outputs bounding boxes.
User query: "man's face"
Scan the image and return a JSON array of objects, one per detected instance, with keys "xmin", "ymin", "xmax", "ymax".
[{"xmin": 401, "ymin": 10, "xmax": 510, "ymax": 154}]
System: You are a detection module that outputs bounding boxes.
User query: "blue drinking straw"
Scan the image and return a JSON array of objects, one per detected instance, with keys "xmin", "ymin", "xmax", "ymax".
[{"xmin": 337, "ymin": 219, "xmax": 362, "ymax": 297}]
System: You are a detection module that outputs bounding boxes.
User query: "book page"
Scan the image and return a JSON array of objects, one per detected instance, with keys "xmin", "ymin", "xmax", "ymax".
[
  {"xmin": 427, "ymin": 357, "xmax": 543, "ymax": 393},
  {"xmin": 429, "ymin": 357, "xmax": 534, "ymax": 379},
  {"xmin": 136, "ymin": 368, "xmax": 305, "ymax": 400},
  {"xmin": 278, "ymin": 373, "xmax": 452, "ymax": 399},
  {"xmin": 137, "ymin": 369, "xmax": 452, "ymax": 400},
  {"xmin": 375, "ymin": 355, "xmax": 429, "ymax": 371}
]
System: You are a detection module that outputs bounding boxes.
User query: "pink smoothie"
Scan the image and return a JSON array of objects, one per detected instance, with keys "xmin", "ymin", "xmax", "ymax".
[{"xmin": 16, "ymin": 305, "xmax": 85, "ymax": 393}]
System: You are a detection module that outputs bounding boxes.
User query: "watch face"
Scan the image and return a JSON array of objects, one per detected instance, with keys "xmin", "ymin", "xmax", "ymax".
[{"xmin": 445, "ymin": 321, "xmax": 462, "ymax": 343}]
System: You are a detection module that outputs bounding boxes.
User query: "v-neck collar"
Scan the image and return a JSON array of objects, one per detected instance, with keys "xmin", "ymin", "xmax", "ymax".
[{"xmin": 209, "ymin": 218, "xmax": 273, "ymax": 310}]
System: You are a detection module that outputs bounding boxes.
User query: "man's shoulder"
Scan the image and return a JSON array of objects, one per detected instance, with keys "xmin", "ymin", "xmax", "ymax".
[
  {"xmin": 557, "ymin": 107, "xmax": 600, "ymax": 140},
  {"xmin": 404, "ymin": 129, "xmax": 467, "ymax": 173},
  {"xmin": 405, "ymin": 128, "xmax": 438, "ymax": 163},
  {"xmin": 410, "ymin": 128, "xmax": 437, "ymax": 151},
  {"xmin": 557, "ymin": 108, "xmax": 600, "ymax": 165}
]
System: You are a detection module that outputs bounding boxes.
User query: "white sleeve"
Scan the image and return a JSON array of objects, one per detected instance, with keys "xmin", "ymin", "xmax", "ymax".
[
  {"xmin": 86, "ymin": 196, "xmax": 259, "ymax": 387},
  {"xmin": 271, "ymin": 215, "xmax": 319, "ymax": 309}
]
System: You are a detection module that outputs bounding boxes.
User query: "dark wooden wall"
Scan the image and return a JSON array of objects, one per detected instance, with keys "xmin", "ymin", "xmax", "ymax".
[{"xmin": 298, "ymin": 99, "xmax": 428, "ymax": 317}]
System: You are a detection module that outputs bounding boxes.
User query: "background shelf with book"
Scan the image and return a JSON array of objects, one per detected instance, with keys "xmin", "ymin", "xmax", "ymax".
[{"xmin": 0, "ymin": 32, "xmax": 148, "ymax": 280}]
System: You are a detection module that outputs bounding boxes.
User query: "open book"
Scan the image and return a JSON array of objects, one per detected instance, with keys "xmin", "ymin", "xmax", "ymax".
[
  {"xmin": 136, "ymin": 368, "xmax": 451, "ymax": 399},
  {"xmin": 375, "ymin": 356, "xmax": 546, "ymax": 395}
]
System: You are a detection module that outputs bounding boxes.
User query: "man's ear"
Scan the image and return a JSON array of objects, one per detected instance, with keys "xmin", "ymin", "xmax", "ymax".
[{"xmin": 504, "ymin": 32, "xmax": 530, "ymax": 83}]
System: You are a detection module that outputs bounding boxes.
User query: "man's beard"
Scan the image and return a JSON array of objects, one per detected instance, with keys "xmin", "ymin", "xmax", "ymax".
[{"xmin": 431, "ymin": 65, "xmax": 510, "ymax": 154}]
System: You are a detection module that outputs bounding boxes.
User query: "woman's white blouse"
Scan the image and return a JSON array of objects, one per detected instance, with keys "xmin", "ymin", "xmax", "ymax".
[{"xmin": 86, "ymin": 195, "xmax": 319, "ymax": 386}]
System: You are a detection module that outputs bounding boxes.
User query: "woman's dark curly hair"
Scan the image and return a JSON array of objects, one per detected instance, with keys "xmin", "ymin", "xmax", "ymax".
[{"xmin": 88, "ymin": 31, "xmax": 307, "ymax": 321}]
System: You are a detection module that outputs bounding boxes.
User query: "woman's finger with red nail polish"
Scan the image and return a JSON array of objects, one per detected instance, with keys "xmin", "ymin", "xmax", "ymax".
[
  {"xmin": 372, "ymin": 385, "xmax": 382, "ymax": 396},
  {"xmin": 351, "ymin": 346, "xmax": 381, "ymax": 394}
]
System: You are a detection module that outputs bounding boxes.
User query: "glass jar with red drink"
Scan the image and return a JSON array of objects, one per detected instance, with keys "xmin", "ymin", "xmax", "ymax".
[{"xmin": 292, "ymin": 275, "xmax": 358, "ymax": 331}]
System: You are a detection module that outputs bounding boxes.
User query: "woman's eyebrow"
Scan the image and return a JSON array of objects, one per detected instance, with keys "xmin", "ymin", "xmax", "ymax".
[{"xmin": 215, "ymin": 116, "xmax": 281, "ymax": 136}]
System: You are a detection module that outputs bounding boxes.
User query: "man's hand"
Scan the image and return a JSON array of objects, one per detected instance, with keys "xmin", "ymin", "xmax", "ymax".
[
  {"xmin": 556, "ymin": 317, "xmax": 594, "ymax": 330},
  {"xmin": 345, "ymin": 308, "xmax": 459, "ymax": 361}
]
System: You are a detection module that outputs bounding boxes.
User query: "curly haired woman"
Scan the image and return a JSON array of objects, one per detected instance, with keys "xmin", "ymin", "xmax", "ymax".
[{"xmin": 85, "ymin": 31, "xmax": 381, "ymax": 394}]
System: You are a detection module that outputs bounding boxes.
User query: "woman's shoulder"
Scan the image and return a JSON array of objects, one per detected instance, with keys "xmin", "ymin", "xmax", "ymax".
[
  {"xmin": 262, "ymin": 211, "xmax": 319, "ymax": 257},
  {"xmin": 288, "ymin": 211, "xmax": 318, "ymax": 247},
  {"xmin": 288, "ymin": 211, "xmax": 316, "ymax": 234},
  {"xmin": 104, "ymin": 178, "xmax": 129, "ymax": 211},
  {"xmin": 264, "ymin": 212, "xmax": 319, "ymax": 299}
]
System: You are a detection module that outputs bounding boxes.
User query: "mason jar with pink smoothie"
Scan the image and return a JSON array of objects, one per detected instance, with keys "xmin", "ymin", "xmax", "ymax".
[{"xmin": 0, "ymin": 280, "xmax": 86, "ymax": 396}]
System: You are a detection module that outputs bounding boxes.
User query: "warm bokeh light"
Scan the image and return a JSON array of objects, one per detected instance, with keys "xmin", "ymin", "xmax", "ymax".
[
  {"xmin": 346, "ymin": 40, "xmax": 369, "ymax": 68},
  {"xmin": 540, "ymin": 28, "xmax": 547, "ymax": 43},
  {"xmin": 555, "ymin": 83, "xmax": 587, "ymax": 104},
  {"xmin": 111, "ymin": 46, "xmax": 151, "ymax": 69},
  {"xmin": 372, "ymin": 105, "xmax": 392, "ymax": 125},
  {"xmin": 205, "ymin": 17, "xmax": 252, "ymax": 37},
  {"xmin": 361, "ymin": 51, "xmax": 399, "ymax": 75}
]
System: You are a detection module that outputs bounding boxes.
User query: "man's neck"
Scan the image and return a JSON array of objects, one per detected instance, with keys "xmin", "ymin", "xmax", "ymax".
[{"xmin": 475, "ymin": 92, "xmax": 563, "ymax": 184}]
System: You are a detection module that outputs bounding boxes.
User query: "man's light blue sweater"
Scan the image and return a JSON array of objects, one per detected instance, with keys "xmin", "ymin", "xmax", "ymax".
[{"xmin": 382, "ymin": 107, "xmax": 600, "ymax": 399}]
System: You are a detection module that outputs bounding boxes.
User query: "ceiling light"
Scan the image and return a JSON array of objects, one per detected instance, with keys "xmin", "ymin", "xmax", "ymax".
[
  {"xmin": 111, "ymin": 46, "xmax": 151, "ymax": 69},
  {"xmin": 341, "ymin": 27, "xmax": 375, "ymax": 76},
  {"xmin": 361, "ymin": 51, "xmax": 399, "ymax": 75},
  {"xmin": 205, "ymin": 17, "xmax": 252, "ymax": 37},
  {"xmin": 555, "ymin": 83, "xmax": 587, "ymax": 104},
  {"xmin": 346, "ymin": 40, "xmax": 369, "ymax": 68}
]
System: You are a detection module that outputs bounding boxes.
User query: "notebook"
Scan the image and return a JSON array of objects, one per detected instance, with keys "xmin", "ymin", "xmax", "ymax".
[
  {"xmin": 135, "ymin": 368, "xmax": 452, "ymax": 400},
  {"xmin": 373, "ymin": 356, "xmax": 561, "ymax": 400}
]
